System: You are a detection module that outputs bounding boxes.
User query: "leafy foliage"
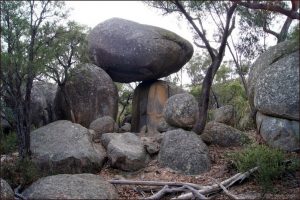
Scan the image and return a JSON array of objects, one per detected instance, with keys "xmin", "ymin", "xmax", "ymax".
[
  {"xmin": 228, "ymin": 144, "xmax": 300, "ymax": 194},
  {"xmin": 0, "ymin": 132, "xmax": 18, "ymax": 154},
  {"xmin": 212, "ymin": 79, "xmax": 254, "ymax": 130},
  {"xmin": 0, "ymin": 157, "xmax": 41, "ymax": 188},
  {"xmin": 185, "ymin": 52, "xmax": 211, "ymax": 86}
]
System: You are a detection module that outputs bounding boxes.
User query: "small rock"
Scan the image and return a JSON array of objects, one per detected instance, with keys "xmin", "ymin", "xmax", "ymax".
[
  {"xmin": 101, "ymin": 132, "xmax": 150, "ymax": 171},
  {"xmin": 163, "ymin": 93, "xmax": 198, "ymax": 129},
  {"xmin": 120, "ymin": 122, "xmax": 131, "ymax": 132},
  {"xmin": 212, "ymin": 105, "xmax": 235, "ymax": 126},
  {"xmin": 89, "ymin": 116, "xmax": 119, "ymax": 138}
]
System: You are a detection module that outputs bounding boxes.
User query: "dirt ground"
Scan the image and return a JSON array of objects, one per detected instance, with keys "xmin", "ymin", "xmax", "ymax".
[{"xmin": 99, "ymin": 130, "xmax": 300, "ymax": 199}]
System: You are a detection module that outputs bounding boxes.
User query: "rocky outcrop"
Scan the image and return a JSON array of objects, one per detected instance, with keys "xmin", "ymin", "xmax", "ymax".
[
  {"xmin": 30, "ymin": 120, "xmax": 107, "ymax": 174},
  {"xmin": 0, "ymin": 178, "xmax": 14, "ymax": 200},
  {"xmin": 131, "ymin": 80, "xmax": 185, "ymax": 134},
  {"xmin": 256, "ymin": 112, "xmax": 299, "ymax": 152},
  {"xmin": 212, "ymin": 105, "xmax": 235, "ymax": 126},
  {"xmin": 158, "ymin": 129, "xmax": 211, "ymax": 175},
  {"xmin": 54, "ymin": 63, "xmax": 118, "ymax": 128},
  {"xmin": 201, "ymin": 121, "xmax": 247, "ymax": 147},
  {"xmin": 31, "ymin": 81, "xmax": 57, "ymax": 128},
  {"xmin": 89, "ymin": 116, "xmax": 119, "ymax": 139},
  {"xmin": 101, "ymin": 132, "xmax": 150, "ymax": 171},
  {"xmin": 248, "ymin": 40, "xmax": 299, "ymax": 115},
  {"xmin": 163, "ymin": 93, "xmax": 198, "ymax": 129},
  {"xmin": 248, "ymin": 40, "xmax": 299, "ymax": 151},
  {"xmin": 254, "ymin": 50, "xmax": 299, "ymax": 120},
  {"xmin": 88, "ymin": 18, "xmax": 193, "ymax": 83},
  {"xmin": 22, "ymin": 174, "xmax": 119, "ymax": 199}
]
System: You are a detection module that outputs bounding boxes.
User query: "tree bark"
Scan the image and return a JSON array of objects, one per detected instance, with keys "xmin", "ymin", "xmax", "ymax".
[
  {"xmin": 278, "ymin": 16, "xmax": 293, "ymax": 43},
  {"xmin": 59, "ymin": 85, "xmax": 76, "ymax": 123}
]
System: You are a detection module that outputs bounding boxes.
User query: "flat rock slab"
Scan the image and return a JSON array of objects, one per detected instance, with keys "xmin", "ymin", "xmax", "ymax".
[
  {"xmin": 31, "ymin": 120, "xmax": 107, "ymax": 174},
  {"xmin": 88, "ymin": 18, "xmax": 193, "ymax": 83},
  {"xmin": 22, "ymin": 174, "xmax": 119, "ymax": 199},
  {"xmin": 101, "ymin": 132, "xmax": 150, "ymax": 171}
]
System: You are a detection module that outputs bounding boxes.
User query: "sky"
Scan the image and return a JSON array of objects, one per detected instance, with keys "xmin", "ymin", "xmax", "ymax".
[
  {"xmin": 65, "ymin": 1, "xmax": 194, "ymax": 44},
  {"xmin": 64, "ymin": 1, "xmax": 290, "ymax": 86},
  {"xmin": 65, "ymin": 1, "xmax": 195, "ymax": 85}
]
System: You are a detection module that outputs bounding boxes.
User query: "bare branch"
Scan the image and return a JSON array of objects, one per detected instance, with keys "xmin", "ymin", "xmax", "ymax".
[
  {"xmin": 263, "ymin": 20, "xmax": 280, "ymax": 38},
  {"xmin": 108, "ymin": 179, "xmax": 204, "ymax": 190},
  {"xmin": 194, "ymin": 41, "xmax": 218, "ymax": 55},
  {"xmin": 209, "ymin": 177, "xmax": 240, "ymax": 200},
  {"xmin": 233, "ymin": 0, "xmax": 300, "ymax": 20},
  {"xmin": 174, "ymin": 0, "xmax": 216, "ymax": 59}
]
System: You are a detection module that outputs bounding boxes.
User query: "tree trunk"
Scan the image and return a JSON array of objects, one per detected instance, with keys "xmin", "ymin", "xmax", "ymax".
[
  {"xmin": 211, "ymin": 88, "xmax": 220, "ymax": 108},
  {"xmin": 60, "ymin": 85, "xmax": 76, "ymax": 123},
  {"xmin": 192, "ymin": 61, "xmax": 221, "ymax": 134},
  {"xmin": 278, "ymin": 16, "xmax": 293, "ymax": 43},
  {"xmin": 14, "ymin": 101, "xmax": 31, "ymax": 159}
]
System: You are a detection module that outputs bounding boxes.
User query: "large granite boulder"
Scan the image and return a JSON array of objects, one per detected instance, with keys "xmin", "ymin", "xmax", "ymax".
[
  {"xmin": 131, "ymin": 80, "xmax": 185, "ymax": 134},
  {"xmin": 201, "ymin": 121, "xmax": 247, "ymax": 147},
  {"xmin": 89, "ymin": 116, "xmax": 119, "ymax": 139},
  {"xmin": 22, "ymin": 174, "xmax": 119, "ymax": 199},
  {"xmin": 101, "ymin": 132, "xmax": 150, "ymax": 171},
  {"xmin": 88, "ymin": 18, "xmax": 193, "ymax": 83},
  {"xmin": 158, "ymin": 129, "xmax": 211, "ymax": 175},
  {"xmin": 0, "ymin": 178, "xmax": 14, "ymax": 200},
  {"xmin": 248, "ymin": 40, "xmax": 299, "ymax": 120},
  {"xmin": 30, "ymin": 120, "xmax": 107, "ymax": 174},
  {"xmin": 54, "ymin": 63, "xmax": 118, "ymax": 128},
  {"xmin": 212, "ymin": 105, "xmax": 235, "ymax": 126},
  {"xmin": 31, "ymin": 81, "xmax": 57, "ymax": 128},
  {"xmin": 163, "ymin": 93, "xmax": 198, "ymax": 129},
  {"xmin": 248, "ymin": 40, "xmax": 299, "ymax": 151},
  {"xmin": 256, "ymin": 112, "xmax": 299, "ymax": 152}
]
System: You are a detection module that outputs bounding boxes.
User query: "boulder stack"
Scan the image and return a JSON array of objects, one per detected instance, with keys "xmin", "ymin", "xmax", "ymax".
[{"xmin": 248, "ymin": 40, "xmax": 299, "ymax": 151}]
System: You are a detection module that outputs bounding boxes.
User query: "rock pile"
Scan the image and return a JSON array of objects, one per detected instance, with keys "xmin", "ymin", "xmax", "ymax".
[{"xmin": 248, "ymin": 40, "xmax": 299, "ymax": 151}]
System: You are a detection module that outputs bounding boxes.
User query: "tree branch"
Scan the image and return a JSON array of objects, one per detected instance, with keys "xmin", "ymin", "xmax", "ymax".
[
  {"xmin": 233, "ymin": 0, "xmax": 300, "ymax": 20},
  {"xmin": 263, "ymin": 20, "xmax": 279, "ymax": 39},
  {"xmin": 174, "ymin": 0, "xmax": 216, "ymax": 59}
]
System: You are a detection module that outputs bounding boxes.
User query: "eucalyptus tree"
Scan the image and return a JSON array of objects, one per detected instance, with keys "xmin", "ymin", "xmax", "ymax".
[
  {"xmin": 146, "ymin": 0, "xmax": 299, "ymax": 134},
  {"xmin": 1, "ymin": 0, "xmax": 67, "ymax": 159},
  {"xmin": 234, "ymin": 0, "xmax": 300, "ymax": 43},
  {"xmin": 146, "ymin": 1, "xmax": 237, "ymax": 134},
  {"xmin": 42, "ymin": 21, "xmax": 89, "ymax": 123}
]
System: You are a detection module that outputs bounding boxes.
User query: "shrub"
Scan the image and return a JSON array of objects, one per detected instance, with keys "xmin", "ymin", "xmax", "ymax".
[
  {"xmin": 228, "ymin": 144, "xmax": 299, "ymax": 194},
  {"xmin": 0, "ymin": 131, "xmax": 18, "ymax": 154},
  {"xmin": 0, "ymin": 157, "xmax": 41, "ymax": 188}
]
